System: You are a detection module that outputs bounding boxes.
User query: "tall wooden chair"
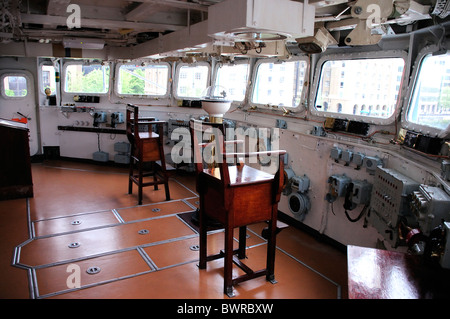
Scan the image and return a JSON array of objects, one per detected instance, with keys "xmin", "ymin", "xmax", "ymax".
[
  {"xmin": 126, "ymin": 104, "xmax": 170, "ymax": 205},
  {"xmin": 189, "ymin": 119, "xmax": 286, "ymax": 297}
]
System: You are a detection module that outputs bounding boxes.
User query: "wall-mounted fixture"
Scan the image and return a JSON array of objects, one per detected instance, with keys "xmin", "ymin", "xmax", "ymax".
[
  {"xmin": 207, "ymin": 0, "xmax": 315, "ymax": 44},
  {"xmin": 63, "ymin": 37, "xmax": 105, "ymax": 50},
  {"xmin": 93, "ymin": 111, "xmax": 107, "ymax": 127}
]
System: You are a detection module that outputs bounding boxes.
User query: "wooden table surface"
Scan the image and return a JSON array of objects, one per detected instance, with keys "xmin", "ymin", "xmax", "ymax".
[{"xmin": 347, "ymin": 245, "xmax": 450, "ymax": 299}]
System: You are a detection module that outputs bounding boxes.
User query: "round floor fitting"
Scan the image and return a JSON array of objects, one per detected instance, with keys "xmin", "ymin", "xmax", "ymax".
[
  {"xmin": 189, "ymin": 244, "xmax": 200, "ymax": 251},
  {"xmin": 71, "ymin": 220, "xmax": 82, "ymax": 225},
  {"xmin": 138, "ymin": 229, "xmax": 149, "ymax": 235},
  {"xmin": 151, "ymin": 208, "xmax": 161, "ymax": 212},
  {"xmin": 68, "ymin": 242, "xmax": 80, "ymax": 248},
  {"xmin": 86, "ymin": 266, "xmax": 101, "ymax": 275}
]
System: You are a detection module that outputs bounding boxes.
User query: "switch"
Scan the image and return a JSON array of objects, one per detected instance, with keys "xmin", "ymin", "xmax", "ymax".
[
  {"xmin": 330, "ymin": 147, "xmax": 342, "ymax": 162},
  {"xmin": 342, "ymin": 149, "xmax": 353, "ymax": 165}
]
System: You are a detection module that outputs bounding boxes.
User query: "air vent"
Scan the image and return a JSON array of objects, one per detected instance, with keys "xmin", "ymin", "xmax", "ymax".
[{"xmin": 207, "ymin": 0, "xmax": 315, "ymax": 43}]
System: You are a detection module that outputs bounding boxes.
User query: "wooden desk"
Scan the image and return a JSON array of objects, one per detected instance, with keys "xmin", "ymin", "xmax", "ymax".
[{"xmin": 348, "ymin": 245, "xmax": 450, "ymax": 299}]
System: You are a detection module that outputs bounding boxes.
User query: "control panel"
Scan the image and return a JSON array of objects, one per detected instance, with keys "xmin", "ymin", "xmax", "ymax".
[
  {"xmin": 370, "ymin": 167, "xmax": 420, "ymax": 228},
  {"xmin": 410, "ymin": 185, "xmax": 450, "ymax": 236},
  {"xmin": 368, "ymin": 167, "xmax": 420, "ymax": 246}
]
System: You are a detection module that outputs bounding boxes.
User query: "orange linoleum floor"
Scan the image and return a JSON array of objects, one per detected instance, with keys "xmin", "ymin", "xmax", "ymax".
[{"xmin": 0, "ymin": 160, "xmax": 348, "ymax": 299}]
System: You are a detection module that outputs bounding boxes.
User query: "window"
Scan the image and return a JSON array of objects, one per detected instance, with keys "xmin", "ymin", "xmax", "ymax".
[
  {"xmin": 251, "ymin": 59, "xmax": 307, "ymax": 108},
  {"xmin": 176, "ymin": 64, "xmax": 209, "ymax": 99},
  {"xmin": 2, "ymin": 75, "xmax": 27, "ymax": 97},
  {"xmin": 215, "ymin": 63, "xmax": 249, "ymax": 101},
  {"xmin": 314, "ymin": 57, "xmax": 405, "ymax": 119},
  {"xmin": 40, "ymin": 64, "xmax": 57, "ymax": 95},
  {"xmin": 407, "ymin": 52, "xmax": 450, "ymax": 131},
  {"xmin": 64, "ymin": 62, "xmax": 110, "ymax": 93},
  {"xmin": 117, "ymin": 64, "xmax": 169, "ymax": 96}
]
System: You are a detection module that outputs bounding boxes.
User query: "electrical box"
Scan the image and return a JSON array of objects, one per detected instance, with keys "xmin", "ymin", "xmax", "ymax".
[
  {"xmin": 114, "ymin": 142, "xmax": 130, "ymax": 154},
  {"xmin": 287, "ymin": 173, "xmax": 311, "ymax": 221},
  {"xmin": 410, "ymin": 185, "xmax": 450, "ymax": 236},
  {"xmin": 352, "ymin": 152, "xmax": 365, "ymax": 168},
  {"xmin": 114, "ymin": 142, "xmax": 130, "ymax": 164},
  {"xmin": 326, "ymin": 174, "xmax": 351, "ymax": 202},
  {"xmin": 311, "ymin": 126, "xmax": 326, "ymax": 137},
  {"xmin": 342, "ymin": 149, "xmax": 353, "ymax": 165},
  {"xmin": 291, "ymin": 174, "xmax": 310, "ymax": 193},
  {"xmin": 363, "ymin": 156, "xmax": 382, "ymax": 173},
  {"xmin": 111, "ymin": 112, "xmax": 124, "ymax": 128},
  {"xmin": 114, "ymin": 153, "xmax": 129, "ymax": 164},
  {"xmin": 93, "ymin": 111, "xmax": 107, "ymax": 127},
  {"xmin": 351, "ymin": 180, "xmax": 372, "ymax": 206},
  {"xmin": 93, "ymin": 151, "xmax": 109, "ymax": 162},
  {"xmin": 330, "ymin": 147, "xmax": 342, "ymax": 162},
  {"xmin": 368, "ymin": 167, "xmax": 420, "ymax": 247},
  {"xmin": 288, "ymin": 192, "xmax": 310, "ymax": 221}
]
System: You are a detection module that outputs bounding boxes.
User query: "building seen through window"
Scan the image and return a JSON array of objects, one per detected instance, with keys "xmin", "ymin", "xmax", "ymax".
[
  {"xmin": 408, "ymin": 52, "xmax": 450, "ymax": 130},
  {"xmin": 315, "ymin": 57, "xmax": 405, "ymax": 119}
]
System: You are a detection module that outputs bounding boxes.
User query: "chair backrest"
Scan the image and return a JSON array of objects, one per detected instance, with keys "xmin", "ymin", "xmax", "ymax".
[
  {"xmin": 126, "ymin": 104, "xmax": 139, "ymax": 144},
  {"xmin": 127, "ymin": 104, "xmax": 167, "ymax": 161},
  {"xmin": 189, "ymin": 119, "xmax": 286, "ymax": 203},
  {"xmin": 189, "ymin": 119, "xmax": 230, "ymax": 185},
  {"xmin": 126, "ymin": 104, "xmax": 164, "ymax": 140}
]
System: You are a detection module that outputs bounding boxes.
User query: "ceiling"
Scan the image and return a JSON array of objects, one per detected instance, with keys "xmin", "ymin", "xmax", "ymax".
[{"xmin": 0, "ymin": 0, "xmax": 449, "ymax": 58}]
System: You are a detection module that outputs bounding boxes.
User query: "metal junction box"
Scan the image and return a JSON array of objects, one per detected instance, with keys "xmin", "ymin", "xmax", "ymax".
[
  {"xmin": 368, "ymin": 167, "xmax": 420, "ymax": 247},
  {"xmin": 411, "ymin": 185, "xmax": 450, "ymax": 236}
]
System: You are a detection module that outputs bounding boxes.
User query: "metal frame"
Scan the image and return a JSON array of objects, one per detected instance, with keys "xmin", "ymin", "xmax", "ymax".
[{"xmin": 309, "ymin": 50, "xmax": 409, "ymax": 126}]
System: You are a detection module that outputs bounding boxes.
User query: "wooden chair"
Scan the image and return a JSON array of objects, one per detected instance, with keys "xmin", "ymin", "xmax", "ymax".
[
  {"xmin": 126, "ymin": 104, "xmax": 170, "ymax": 205},
  {"xmin": 189, "ymin": 119, "xmax": 286, "ymax": 297}
]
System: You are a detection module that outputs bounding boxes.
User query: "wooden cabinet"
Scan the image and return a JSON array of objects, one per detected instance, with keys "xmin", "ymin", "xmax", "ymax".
[{"xmin": 0, "ymin": 118, "xmax": 33, "ymax": 200}]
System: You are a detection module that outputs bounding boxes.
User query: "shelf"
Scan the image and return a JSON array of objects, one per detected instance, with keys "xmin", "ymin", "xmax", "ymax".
[{"xmin": 57, "ymin": 126, "xmax": 126, "ymax": 134}]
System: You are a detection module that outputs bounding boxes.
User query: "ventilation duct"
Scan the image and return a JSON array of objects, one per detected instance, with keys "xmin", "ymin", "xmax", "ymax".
[{"xmin": 207, "ymin": 0, "xmax": 315, "ymax": 44}]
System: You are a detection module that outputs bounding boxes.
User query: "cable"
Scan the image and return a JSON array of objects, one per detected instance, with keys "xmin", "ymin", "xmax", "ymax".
[
  {"xmin": 344, "ymin": 205, "xmax": 368, "ymax": 223},
  {"xmin": 97, "ymin": 132, "xmax": 101, "ymax": 152}
]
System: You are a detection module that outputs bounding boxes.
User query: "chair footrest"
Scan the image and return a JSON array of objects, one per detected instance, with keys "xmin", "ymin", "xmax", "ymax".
[
  {"xmin": 204, "ymin": 249, "xmax": 267, "ymax": 285},
  {"xmin": 129, "ymin": 174, "xmax": 167, "ymax": 187}
]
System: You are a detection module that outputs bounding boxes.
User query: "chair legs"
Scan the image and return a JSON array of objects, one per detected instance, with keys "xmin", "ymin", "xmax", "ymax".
[
  {"xmin": 128, "ymin": 156, "xmax": 171, "ymax": 205},
  {"xmin": 198, "ymin": 209, "xmax": 277, "ymax": 298}
]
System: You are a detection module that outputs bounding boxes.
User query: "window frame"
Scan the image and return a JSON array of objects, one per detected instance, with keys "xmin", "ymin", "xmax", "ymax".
[
  {"xmin": 309, "ymin": 50, "xmax": 408, "ymax": 125},
  {"xmin": 212, "ymin": 60, "xmax": 250, "ymax": 102},
  {"xmin": 249, "ymin": 56, "xmax": 309, "ymax": 111},
  {"xmin": 174, "ymin": 62, "xmax": 211, "ymax": 100},
  {"xmin": 1, "ymin": 73, "xmax": 30, "ymax": 99},
  {"xmin": 114, "ymin": 61, "xmax": 171, "ymax": 98},
  {"xmin": 402, "ymin": 45, "xmax": 450, "ymax": 136},
  {"xmin": 38, "ymin": 62, "xmax": 58, "ymax": 96},
  {"xmin": 62, "ymin": 60, "xmax": 111, "ymax": 95}
]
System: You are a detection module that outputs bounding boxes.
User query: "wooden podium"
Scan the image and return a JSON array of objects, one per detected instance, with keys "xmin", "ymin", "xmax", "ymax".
[{"xmin": 0, "ymin": 118, "xmax": 33, "ymax": 200}]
